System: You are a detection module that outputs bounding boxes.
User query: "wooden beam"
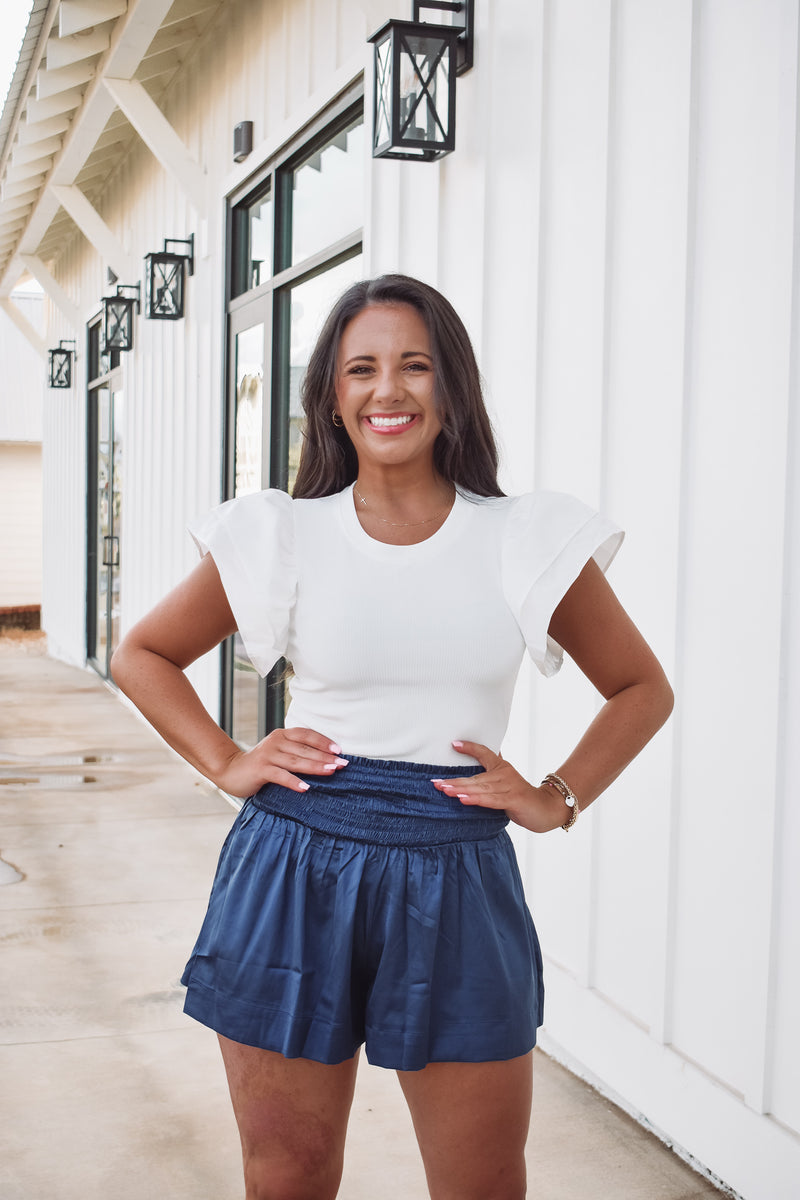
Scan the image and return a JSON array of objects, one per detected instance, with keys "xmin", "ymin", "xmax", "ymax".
[
  {"xmin": 45, "ymin": 27, "xmax": 111, "ymax": 70},
  {"xmin": 11, "ymin": 136, "xmax": 65, "ymax": 166},
  {"xmin": 59, "ymin": 0, "xmax": 128, "ymax": 39},
  {"xmin": 1, "ymin": 0, "xmax": 178, "ymax": 292},
  {"xmin": 25, "ymin": 88, "xmax": 85, "ymax": 125},
  {"xmin": 36, "ymin": 60, "xmax": 97, "ymax": 100},
  {"xmin": 16, "ymin": 115, "xmax": 73, "ymax": 144},
  {"xmin": 19, "ymin": 255, "xmax": 82, "ymax": 330},
  {"xmin": 103, "ymin": 76, "xmax": 207, "ymax": 212},
  {"xmin": 1, "ymin": 179, "xmax": 43, "ymax": 203},
  {"xmin": 0, "ymin": 298, "xmax": 47, "ymax": 358},
  {"xmin": 5, "ymin": 159, "xmax": 52, "ymax": 185},
  {"xmin": 50, "ymin": 184, "xmax": 136, "ymax": 280},
  {"xmin": 0, "ymin": 199, "xmax": 36, "ymax": 224}
]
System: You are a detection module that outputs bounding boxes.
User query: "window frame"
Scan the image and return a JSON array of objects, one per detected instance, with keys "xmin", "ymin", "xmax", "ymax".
[
  {"xmin": 85, "ymin": 315, "xmax": 123, "ymax": 679},
  {"xmin": 220, "ymin": 84, "xmax": 364, "ymax": 743}
]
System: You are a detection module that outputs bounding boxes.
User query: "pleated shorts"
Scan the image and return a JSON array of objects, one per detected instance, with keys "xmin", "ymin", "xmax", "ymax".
[{"xmin": 181, "ymin": 755, "xmax": 544, "ymax": 1071}]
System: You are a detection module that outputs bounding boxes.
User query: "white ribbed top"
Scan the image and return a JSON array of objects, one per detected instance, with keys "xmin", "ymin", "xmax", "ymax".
[{"xmin": 189, "ymin": 484, "xmax": 622, "ymax": 765}]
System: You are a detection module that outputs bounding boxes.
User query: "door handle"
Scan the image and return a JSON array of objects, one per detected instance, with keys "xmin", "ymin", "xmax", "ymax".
[{"xmin": 102, "ymin": 536, "xmax": 119, "ymax": 567}]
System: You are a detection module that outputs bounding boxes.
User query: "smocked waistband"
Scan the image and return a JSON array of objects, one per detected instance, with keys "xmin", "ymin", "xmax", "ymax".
[{"xmin": 249, "ymin": 753, "xmax": 508, "ymax": 847}]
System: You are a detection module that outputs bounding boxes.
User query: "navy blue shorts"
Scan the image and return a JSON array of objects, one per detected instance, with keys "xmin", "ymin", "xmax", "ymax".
[{"xmin": 181, "ymin": 755, "xmax": 544, "ymax": 1071}]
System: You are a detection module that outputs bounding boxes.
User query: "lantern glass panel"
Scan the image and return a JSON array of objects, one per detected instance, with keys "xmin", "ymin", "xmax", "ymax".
[
  {"xmin": 49, "ymin": 349, "xmax": 71, "ymax": 388},
  {"xmin": 146, "ymin": 254, "xmax": 185, "ymax": 319},
  {"xmin": 398, "ymin": 32, "xmax": 452, "ymax": 149},
  {"xmin": 104, "ymin": 297, "xmax": 134, "ymax": 351},
  {"xmin": 374, "ymin": 34, "xmax": 393, "ymax": 152}
]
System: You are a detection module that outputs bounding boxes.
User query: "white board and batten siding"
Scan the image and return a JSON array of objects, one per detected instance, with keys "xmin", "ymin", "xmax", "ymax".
[
  {"xmin": 374, "ymin": 7, "xmax": 800, "ymax": 1190},
  {"xmin": 39, "ymin": 0, "xmax": 378, "ymax": 670},
  {"xmin": 40, "ymin": 1, "xmax": 799, "ymax": 1195},
  {"xmin": 0, "ymin": 289, "xmax": 44, "ymax": 609}
]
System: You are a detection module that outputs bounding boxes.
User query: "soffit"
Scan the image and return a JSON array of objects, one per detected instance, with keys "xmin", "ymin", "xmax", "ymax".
[{"xmin": 0, "ymin": 0, "xmax": 227, "ymax": 292}]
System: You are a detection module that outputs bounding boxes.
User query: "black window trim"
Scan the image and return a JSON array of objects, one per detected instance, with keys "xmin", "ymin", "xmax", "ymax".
[{"xmin": 219, "ymin": 81, "xmax": 365, "ymax": 743}]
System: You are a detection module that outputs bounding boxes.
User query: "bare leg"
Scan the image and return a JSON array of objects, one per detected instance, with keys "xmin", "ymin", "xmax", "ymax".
[
  {"xmin": 397, "ymin": 1053, "xmax": 533, "ymax": 1200},
  {"xmin": 218, "ymin": 1035, "xmax": 360, "ymax": 1200}
]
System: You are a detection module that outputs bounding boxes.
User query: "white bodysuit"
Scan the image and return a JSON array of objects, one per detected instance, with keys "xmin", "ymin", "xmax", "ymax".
[{"xmin": 190, "ymin": 484, "xmax": 623, "ymax": 766}]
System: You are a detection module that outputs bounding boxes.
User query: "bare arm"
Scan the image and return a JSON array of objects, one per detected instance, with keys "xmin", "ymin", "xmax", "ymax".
[
  {"xmin": 434, "ymin": 560, "xmax": 674, "ymax": 831},
  {"xmin": 543, "ymin": 557, "xmax": 673, "ymax": 807},
  {"xmin": 110, "ymin": 553, "xmax": 346, "ymax": 797}
]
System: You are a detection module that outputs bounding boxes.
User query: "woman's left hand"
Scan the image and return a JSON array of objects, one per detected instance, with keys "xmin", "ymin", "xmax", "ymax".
[{"xmin": 432, "ymin": 740, "xmax": 571, "ymax": 834}]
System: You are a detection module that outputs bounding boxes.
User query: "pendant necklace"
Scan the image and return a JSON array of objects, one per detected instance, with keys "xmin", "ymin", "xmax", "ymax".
[{"xmin": 353, "ymin": 484, "xmax": 454, "ymax": 528}]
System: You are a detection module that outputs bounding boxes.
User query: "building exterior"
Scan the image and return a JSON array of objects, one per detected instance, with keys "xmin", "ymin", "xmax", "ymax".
[
  {"xmin": 0, "ymin": 2, "xmax": 798, "ymax": 1196},
  {"xmin": 0, "ymin": 285, "xmax": 43, "ymax": 625}
]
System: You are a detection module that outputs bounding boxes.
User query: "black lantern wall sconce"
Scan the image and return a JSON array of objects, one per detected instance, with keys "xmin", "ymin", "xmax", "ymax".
[
  {"xmin": 48, "ymin": 340, "xmax": 77, "ymax": 389},
  {"xmin": 369, "ymin": 0, "xmax": 474, "ymax": 161},
  {"xmin": 102, "ymin": 283, "xmax": 140, "ymax": 352},
  {"xmin": 144, "ymin": 235, "xmax": 195, "ymax": 320}
]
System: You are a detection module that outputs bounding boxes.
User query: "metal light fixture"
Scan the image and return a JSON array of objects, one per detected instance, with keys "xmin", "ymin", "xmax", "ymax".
[
  {"xmin": 48, "ymin": 340, "xmax": 77, "ymax": 389},
  {"xmin": 233, "ymin": 120, "xmax": 253, "ymax": 163},
  {"xmin": 369, "ymin": 0, "xmax": 474, "ymax": 162},
  {"xmin": 144, "ymin": 235, "xmax": 195, "ymax": 320},
  {"xmin": 102, "ymin": 284, "xmax": 140, "ymax": 352}
]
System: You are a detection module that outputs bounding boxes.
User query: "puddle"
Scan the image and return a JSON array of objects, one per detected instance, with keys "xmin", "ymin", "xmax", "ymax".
[
  {"xmin": 0, "ymin": 856, "xmax": 23, "ymax": 886},
  {"xmin": 0, "ymin": 753, "xmax": 125, "ymax": 789},
  {"xmin": 0, "ymin": 775, "xmax": 99, "ymax": 788},
  {"xmin": 0, "ymin": 752, "xmax": 148, "ymax": 792},
  {"xmin": 0, "ymin": 753, "xmax": 117, "ymax": 767}
]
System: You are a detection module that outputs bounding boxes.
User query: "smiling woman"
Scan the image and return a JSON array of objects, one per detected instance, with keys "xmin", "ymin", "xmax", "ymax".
[
  {"xmin": 294, "ymin": 274, "xmax": 503, "ymax": 501},
  {"xmin": 110, "ymin": 272, "xmax": 673, "ymax": 1200},
  {"xmin": 331, "ymin": 304, "xmax": 446, "ymax": 522}
]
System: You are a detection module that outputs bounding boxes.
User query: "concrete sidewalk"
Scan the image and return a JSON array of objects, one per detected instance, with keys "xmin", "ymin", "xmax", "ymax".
[{"xmin": 0, "ymin": 636, "xmax": 723, "ymax": 1200}]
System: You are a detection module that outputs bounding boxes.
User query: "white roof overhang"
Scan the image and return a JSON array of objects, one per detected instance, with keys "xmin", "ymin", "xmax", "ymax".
[{"xmin": 0, "ymin": 0, "xmax": 225, "ymax": 304}]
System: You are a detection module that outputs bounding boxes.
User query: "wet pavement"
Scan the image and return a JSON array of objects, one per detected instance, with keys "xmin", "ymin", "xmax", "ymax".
[{"xmin": 0, "ymin": 636, "xmax": 727, "ymax": 1199}]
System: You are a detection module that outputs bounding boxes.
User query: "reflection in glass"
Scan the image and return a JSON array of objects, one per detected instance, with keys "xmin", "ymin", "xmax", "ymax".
[
  {"xmin": 291, "ymin": 119, "xmax": 364, "ymax": 266},
  {"xmin": 398, "ymin": 36, "xmax": 451, "ymax": 145},
  {"xmin": 247, "ymin": 189, "xmax": 272, "ymax": 290},
  {"xmin": 287, "ymin": 254, "xmax": 363, "ymax": 493},
  {"xmin": 95, "ymin": 386, "xmax": 111, "ymax": 669},
  {"xmin": 109, "ymin": 387, "xmax": 123, "ymax": 658},
  {"xmin": 92, "ymin": 383, "xmax": 123, "ymax": 674},
  {"xmin": 232, "ymin": 324, "xmax": 265, "ymax": 748},
  {"xmin": 375, "ymin": 39, "xmax": 392, "ymax": 149},
  {"xmin": 232, "ymin": 631, "xmax": 260, "ymax": 751},
  {"xmin": 234, "ymin": 325, "xmax": 264, "ymax": 497}
]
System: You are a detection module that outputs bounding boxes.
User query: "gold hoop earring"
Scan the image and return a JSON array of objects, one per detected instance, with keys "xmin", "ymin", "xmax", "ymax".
[{"xmin": 332, "ymin": 410, "xmax": 344, "ymax": 427}]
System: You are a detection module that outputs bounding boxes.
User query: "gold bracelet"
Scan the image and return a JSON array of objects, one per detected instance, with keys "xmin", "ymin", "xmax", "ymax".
[{"xmin": 542, "ymin": 773, "xmax": 580, "ymax": 831}]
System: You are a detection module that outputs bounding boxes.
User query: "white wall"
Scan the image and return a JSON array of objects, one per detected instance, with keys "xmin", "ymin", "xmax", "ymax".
[
  {"xmin": 38, "ymin": 1, "xmax": 800, "ymax": 1196},
  {"xmin": 0, "ymin": 289, "xmax": 44, "ymax": 444},
  {"xmin": 1, "ymin": 288, "xmax": 44, "ymax": 611},
  {"xmin": 0, "ymin": 442, "xmax": 42, "ymax": 607},
  {"xmin": 39, "ymin": 0, "xmax": 378, "ymax": 679},
  {"xmin": 371, "ymin": 3, "xmax": 800, "ymax": 1195}
]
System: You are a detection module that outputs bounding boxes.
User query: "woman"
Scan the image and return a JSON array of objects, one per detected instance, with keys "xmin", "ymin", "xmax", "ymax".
[{"xmin": 111, "ymin": 274, "xmax": 673, "ymax": 1200}]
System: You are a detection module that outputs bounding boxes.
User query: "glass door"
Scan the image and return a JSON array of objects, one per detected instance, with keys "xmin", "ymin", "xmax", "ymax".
[
  {"xmin": 224, "ymin": 300, "xmax": 271, "ymax": 748},
  {"xmin": 88, "ymin": 366, "xmax": 123, "ymax": 677},
  {"xmin": 221, "ymin": 93, "xmax": 364, "ymax": 746}
]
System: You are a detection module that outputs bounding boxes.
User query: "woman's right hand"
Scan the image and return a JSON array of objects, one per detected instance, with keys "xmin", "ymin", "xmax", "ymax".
[{"xmin": 214, "ymin": 727, "xmax": 349, "ymax": 798}]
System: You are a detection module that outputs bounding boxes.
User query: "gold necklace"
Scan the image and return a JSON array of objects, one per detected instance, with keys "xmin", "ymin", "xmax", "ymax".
[{"xmin": 353, "ymin": 484, "xmax": 454, "ymax": 528}]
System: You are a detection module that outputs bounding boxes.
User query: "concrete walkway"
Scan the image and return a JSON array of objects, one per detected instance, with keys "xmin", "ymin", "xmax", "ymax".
[{"xmin": 0, "ymin": 636, "xmax": 724, "ymax": 1200}]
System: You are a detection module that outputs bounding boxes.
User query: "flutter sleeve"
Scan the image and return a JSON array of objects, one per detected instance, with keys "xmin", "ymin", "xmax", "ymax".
[
  {"xmin": 501, "ymin": 491, "xmax": 624, "ymax": 677},
  {"xmin": 187, "ymin": 488, "xmax": 296, "ymax": 677}
]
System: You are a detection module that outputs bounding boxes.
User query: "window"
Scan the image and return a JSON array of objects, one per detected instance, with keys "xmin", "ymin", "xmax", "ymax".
[
  {"xmin": 222, "ymin": 89, "xmax": 364, "ymax": 747},
  {"xmin": 86, "ymin": 318, "xmax": 123, "ymax": 679}
]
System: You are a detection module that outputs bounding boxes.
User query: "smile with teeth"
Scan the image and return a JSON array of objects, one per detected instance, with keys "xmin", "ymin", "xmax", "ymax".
[{"xmin": 366, "ymin": 414, "xmax": 416, "ymax": 428}]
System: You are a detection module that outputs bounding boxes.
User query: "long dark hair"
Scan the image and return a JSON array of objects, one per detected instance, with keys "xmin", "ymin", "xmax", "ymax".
[{"xmin": 293, "ymin": 273, "xmax": 503, "ymax": 498}]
